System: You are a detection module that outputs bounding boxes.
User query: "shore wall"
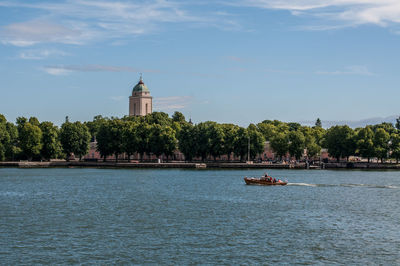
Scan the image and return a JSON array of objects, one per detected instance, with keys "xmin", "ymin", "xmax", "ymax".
[{"xmin": 2, "ymin": 161, "xmax": 400, "ymax": 169}]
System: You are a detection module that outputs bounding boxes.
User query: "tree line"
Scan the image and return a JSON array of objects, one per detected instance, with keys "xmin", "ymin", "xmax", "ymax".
[{"xmin": 1, "ymin": 112, "xmax": 400, "ymax": 163}]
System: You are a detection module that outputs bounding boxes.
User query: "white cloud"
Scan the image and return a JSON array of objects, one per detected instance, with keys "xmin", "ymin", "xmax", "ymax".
[
  {"xmin": 154, "ymin": 96, "xmax": 193, "ymax": 110},
  {"xmin": 110, "ymin": 96, "xmax": 125, "ymax": 101},
  {"xmin": 43, "ymin": 67, "xmax": 71, "ymax": 76},
  {"xmin": 19, "ymin": 49, "xmax": 68, "ymax": 60},
  {"xmin": 0, "ymin": 0, "xmax": 237, "ymax": 46},
  {"xmin": 316, "ymin": 65, "xmax": 375, "ymax": 76},
  {"xmin": 1, "ymin": 20, "xmax": 83, "ymax": 46},
  {"xmin": 42, "ymin": 64, "xmax": 159, "ymax": 75},
  {"xmin": 231, "ymin": 0, "xmax": 400, "ymax": 29}
]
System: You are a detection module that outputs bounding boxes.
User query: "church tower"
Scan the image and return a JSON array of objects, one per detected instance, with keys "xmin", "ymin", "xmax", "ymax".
[{"xmin": 129, "ymin": 75, "xmax": 153, "ymax": 116}]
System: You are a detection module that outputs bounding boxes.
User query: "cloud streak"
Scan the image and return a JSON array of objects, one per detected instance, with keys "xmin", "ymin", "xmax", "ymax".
[
  {"xmin": 19, "ymin": 49, "xmax": 68, "ymax": 60},
  {"xmin": 154, "ymin": 96, "xmax": 194, "ymax": 110},
  {"xmin": 43, "ymin": 64, "xmax": 159, "ymax": 75},
  {"xmin": 230, "ymin": 0, "xmax": 400, "ymax": 29},
  {"xmin": 0, "ymin": 0, "xmax": 239, "ymax": 46},
  {"xmin": 316, "ymin": 65, "xmax": 375, "ymax": 76}
]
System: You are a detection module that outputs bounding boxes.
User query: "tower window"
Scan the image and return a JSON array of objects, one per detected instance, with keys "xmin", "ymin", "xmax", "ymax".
[
  {"xmin": 146, "ymin": 103, "xmax": 148, "ymax": 114},
  {"xmin": 134, "ymin": 103, "xmax": 136, "ymax": 115}
]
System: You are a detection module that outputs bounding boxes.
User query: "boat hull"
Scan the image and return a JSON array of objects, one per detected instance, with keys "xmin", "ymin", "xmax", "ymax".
[{"xmin": 244, "ymin": 178, "xmax": 287, "ymax": 186}]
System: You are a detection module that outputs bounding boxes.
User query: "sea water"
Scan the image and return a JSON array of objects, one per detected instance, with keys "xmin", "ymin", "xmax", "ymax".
[{"xmin": 0, "ymin": 168, "xmax": 399, "ymax": 264}]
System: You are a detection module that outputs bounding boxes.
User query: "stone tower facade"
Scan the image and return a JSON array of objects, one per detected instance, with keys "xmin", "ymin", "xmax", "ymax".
[{"xmin": 129, "ymin": 76, "xmax": 153, "ymax": 116}]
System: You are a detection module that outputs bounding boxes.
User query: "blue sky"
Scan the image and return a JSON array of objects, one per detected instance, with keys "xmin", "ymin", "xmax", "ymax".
[{"xmin": 1, "ymin": 0, "xmax": 400, "ymax": 126}]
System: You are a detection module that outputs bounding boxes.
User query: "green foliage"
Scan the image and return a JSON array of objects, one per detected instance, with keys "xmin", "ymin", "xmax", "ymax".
[
  {"xmin": 122, "ymin": 121, "xmax": 140, "ymax": 157},
  {"xmin": 4, "ymin": 112, "xmax": 400, "ymax": 164},
  {"xmin": 85, "ymin": 115, "xmax": 108, "ymax": 141},
  {"xmin": 135, "ymin": 122, "xmax": 151, "ymax": 158},
  {"xmin": 177, "ymin": 123, "xmax": 197, "ymax": 161},
  {"xmin": 0, "ymin": 116, "xmax": 10, "ymax": 161},
  {"xmin": 28, "ymin": 117, "xmax": 40, "ymax": 127},
  {"xmin": 172, "ymin": 111, "xmax": 186, "ymax": 123},
  {"xmin": 60, "ymin": 121, "xmax": 90, "ymax": 161},
  {"xmin": 396, "ymin": 116, "xmax": 400, "ymax": 130},
  {"xmin": 315, "ymin": 118, "xmax": 322, "ymax": 128},
  {"xmin": 149, "ymin": 124, "xmax": 177, "ymax": 158},
  {"xmin": 355, "ymin": 127, "xmax": 375, "ymax": 162},
  {"xmin": 233, "ymin": 127, "xmax": 249, "ymax": 161},
  {"xmin": 5, "ymin": 122, "xmax": 19, "ymax": 161},
  {"xmin": 390, "ymin": 133, "xmax": 400, "ymax": 162},
  {"xmin": 247, "ymin": 124, "xmax": 265, "ymax": 159},
  {"xmin": 270, "ymin": 132, "xmax": 289, "ymax": 160},
  {"xmin": 40, "ymin": 121, "xmax": 61, "ymax": 160},
  {"xmin": 257, "ymin": 122, "xmax": 277, "ymax": 141},
  {"xmin": 372, "ymin": 122, "xmax": 396, "ymax": 135},
  {"xmin": 374, "ymin": 128, "xmax": 390, "ymax": 162},
  {"xmin": 141, "ymin": 112, "xmax": 172, "ymax": 126},
  {"xmin": 195, "ymin": 122, "xmax": 214, "ymax": 160},
  {"xmin": 221, "ymin": 124, "xmax": 239, "ymax": 160},
  {"xmin": 324, "ymin": 125, "xmax": 355, "ymax": 161},
  {"xmin": 288, "ymin": 131, "xmax": 305, "ymax": 160},
  {"xmin": 288, "ymin": 122, "xmax": 301, "ymax": 132},
  {"xmin": 207, "ymin": 122, "xmax": 225, "ymax": 160},
  {"xmin": 19, "ymin": 122, "xmax": 42, "ymax": 160}
]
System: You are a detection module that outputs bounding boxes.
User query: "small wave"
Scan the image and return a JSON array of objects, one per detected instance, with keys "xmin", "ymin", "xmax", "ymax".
[
  {"xmin": 0, "ymin": 191, "xmax": 26, "ymax": 197},
  {"xmin": 287, "ymin": 183, "xmax": 399, "ymax": 189},
  {"xmin": 287, "ymin": 183, "xmax": 318, "ymax": 187}
]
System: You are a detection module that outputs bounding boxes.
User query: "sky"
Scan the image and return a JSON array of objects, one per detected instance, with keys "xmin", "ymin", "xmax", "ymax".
[{"xmin": 1, "ymin": 0, "xmax": 400, "ymax": 126}]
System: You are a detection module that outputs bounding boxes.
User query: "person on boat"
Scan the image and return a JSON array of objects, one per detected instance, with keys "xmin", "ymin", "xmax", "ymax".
[{"xmin": 273, "ymin": 178, "xmax": 276, "ymax": 183}]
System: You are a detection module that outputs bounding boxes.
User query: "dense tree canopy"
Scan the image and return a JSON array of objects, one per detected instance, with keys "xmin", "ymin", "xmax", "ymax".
[{"xmin": 3, "ymin": 112, "xmax": 400, "ymax": 163}]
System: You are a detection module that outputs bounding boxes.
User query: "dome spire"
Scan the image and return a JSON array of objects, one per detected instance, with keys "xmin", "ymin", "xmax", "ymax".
[{"xmin": 139, "ymin": 73, "xmax": 143, "ymax": 84}]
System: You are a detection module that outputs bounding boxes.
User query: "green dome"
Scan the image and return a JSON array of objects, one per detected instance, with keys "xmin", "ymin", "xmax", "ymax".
[{"xmin": 132, "ymin": 79, "xmax": 150, "ymax": 93}]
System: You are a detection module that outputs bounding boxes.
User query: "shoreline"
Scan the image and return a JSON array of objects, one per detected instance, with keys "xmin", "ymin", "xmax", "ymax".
[{"xmin": 1, "ymin": 161, "xmax": 400, "ymax": 170}]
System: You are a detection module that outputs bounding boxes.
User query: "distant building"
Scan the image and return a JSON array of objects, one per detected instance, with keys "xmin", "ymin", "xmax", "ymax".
[{"xmin": 129, "ymin": 75, "xmax": 152, "ymax": 116}]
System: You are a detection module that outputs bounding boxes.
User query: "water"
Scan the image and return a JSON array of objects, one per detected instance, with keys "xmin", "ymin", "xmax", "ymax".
[{"xmin": 0, "ymin": 168, "xmax": 399, "ymax": 264}]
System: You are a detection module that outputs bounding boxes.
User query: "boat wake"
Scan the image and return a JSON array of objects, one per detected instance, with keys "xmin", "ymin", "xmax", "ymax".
[{"xmin": 287, "ymin": 183, "xmax": 399, "ymax": 189}]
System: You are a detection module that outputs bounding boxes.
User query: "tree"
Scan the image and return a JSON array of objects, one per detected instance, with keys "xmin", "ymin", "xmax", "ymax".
[
  {"xmin": 122, "ymin": 121, "xmax": 140, "ymax": 159},
  {"xmin": 19, "ymin": 122, "xmax": 42, "ymax": 160},
  {"xmin": 374, "ymin": 128, "xmax": 390, "ymax": 163},
  {"xmin": 221, "ymin": 124, "xmax": 239, "ymax": 161},
  {"xmin": 96, "ymin": 119, "xmax": 125, "ymax": 162},
  {"xmin": 85, "ymin": 115, "xmax": 108, "ymax": 141},
  {"xmin": 106, "ymin": 119, "xmax": 125, "ymax": 162},
  {"xmin": 149, "ymin": 124, "xmax": 177, "ymax": 159},
  {"xmin": 142, "ymin": 112, "xmax": 171, "ymax": 126},
  {"xmin": 135, "ymin": 122, "xmax": 151, "ymax": 160},
  {"xmin": 390, "ymin": 133, "xmax": 400, "ymax": 163},
  {"xmin": 288, "ymin": 122, "xmax": 301, "ymax": 132},
  {"xmin": 195, "ymin": 122, "xmax": 211, "ymax": 161},
  {"xmin": 247, "ymin": 124, "xmax": 265, "ymax": 160},
  {"xmin": 60, "ymin": 121, "xmax": 90, "ymax": 161},
  {"xmin": 288, "ymin": 131, "xmax": 305, "ymax": 160},
  {"xmin": 207, "ymin": 122, "xmax": 224, "ymax": 161},
  {"xmin": 233, "ymin": 127, "xmax": 249, "ymax": 161},
  {"xmin": 324, "ymin": 125, "xmax": 356, "ymax": 161},
  {"xmin": 177, "ymin": 123, "xmax": 198, "ymax": 161},
  {"xmin": 0, "ymin": 115, "xmax": 10, "ymax": 161},
  {"xmin": 172, "ymin": 111, "xmax": 186, "ymax": 123},
  {"xmin": 355, "ymin": 127, "xmax": 375, "ymax": 163},
  {"xmin": 28, "ymin": 117, "xmax": 40, "ymax": 127},
  {"xmin": 257, "ymin": 122, "xmax": 277, "ymax": 141},
  {"xmin": 396, "ymin": 116, "xmax": 400, "ymax": 131},
  {"xmin": 270, "ymin": 132, "xmax": 289, "ymax": 161},
  {"xmin": 315, "ymin": 118, "xmax": 322, "ymax": 128},
  {"xmin": 372, "ymin": 122, "xmax": 396, "ymax": 135},
  {"xmin": 5, "ymin": 122, "xmax": 19, "ymax": 161},
  {"xmin": 40, "ymin": 121, "xmax": 61, "ymax": 160}
]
